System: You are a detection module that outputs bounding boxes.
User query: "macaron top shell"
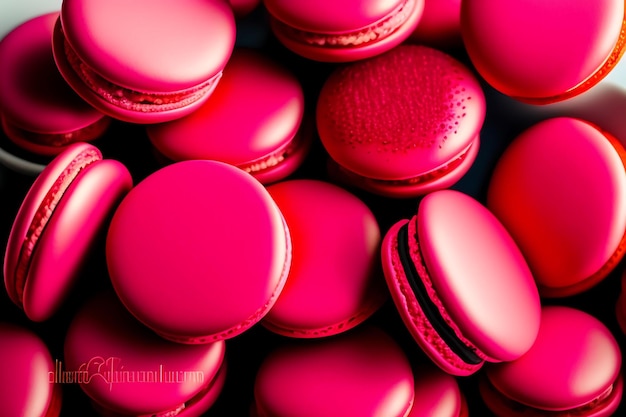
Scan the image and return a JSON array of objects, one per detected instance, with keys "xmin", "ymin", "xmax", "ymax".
[
  {"xmin": 106, "ymin": 160, "xmax": 291, "ymax": 343},
  {"xmin": 58, "ymin": 0, "xmax": 235, "ymax": 93},
  {"xmin": 461, "ymin": 0, "xmax": 626, "ymax": 102},
  {"xmin": 146, "ymin": 48, "xmax": 306, "ymax": 183},
  {"xmin": 485, "ymin": 305, "xmax": 622, "ymax": 412},
  {"xmin": 253, "ymin": 326, "xmax": 415, "ymax": 417},
  {"xmin": 263, "ymin": 179, "xmax": 386, "ymax": 337},
  {"xmin": 64, "ymin": 292, "xmax": 226, "ymax": 416},
  {"xmin": 486, "ymin": 117, "xmax": 626, "ymax": 296},
  {"xmin": 0, "ymin": 12, "xmax": 105, "ymax": 135},
  {"xmin": 417, "ymin": 190, "xmax": 540, "ymax": 361},
  {"xmin": 0, "ymin": 322, "xmax": 60, "ymax": 417},
  {"xmin": 408, "ymin": 364, "xmax": 465, "ymax": 416},
  {"xmin": 316, "ymin": 44, "xmax": 485, "ymax": 181}
]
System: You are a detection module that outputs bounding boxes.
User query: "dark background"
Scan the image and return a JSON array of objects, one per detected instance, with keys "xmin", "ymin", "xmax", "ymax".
[{"xmin": 1, "ymin": 5, "xmax": 625, "ymax": 416}]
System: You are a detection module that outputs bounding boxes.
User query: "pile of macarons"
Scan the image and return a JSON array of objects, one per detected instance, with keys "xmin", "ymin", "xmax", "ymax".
[{"xmin": 1, "ymin": 0, "xmax": 626, "ymax": 416}]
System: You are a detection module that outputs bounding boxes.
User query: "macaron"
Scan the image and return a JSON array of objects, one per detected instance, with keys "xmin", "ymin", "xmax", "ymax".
[
  {"xmin": 52, "ymin": 0, "xmax": 236, "ymax": 124},
  {"xmin": 0, "ymin": 322, "xmax": 62, "ymax": 417},
  {"xmin": 408, "ymin": 362, "xmax": 468, "ymax": 417},
  {"xmin": 106, "ymin": 160, "xmax": 291, "ymax": 344},
  {"xmin": 251, "ymin": 326, "xmax": 415, "ymax": 417},
  {"xmin": 480, "ymin": 305, "xmax": 623, "ymax": 416},
  {"xmin": 0, "ymin": 13, "xmax": 110, "ymax": 157},
  {"xmin": 147, "ymin": 48, "xmax": 311, "ymax": 185},
  {"xmin": 64, "ymin": 291, "xmax": 227, "ymax": 416},
  {"xmin": 3, "ymin": 142, "xmax": 132, "ymax": 322},
  {"xmin": 461, "ymin": 0, "xmax": 626, "ymax": 104},
  {"xmin": 263, "ymin": 0, "xmax": 425, "ymax": 62},
  {"xmin": 486, "ymin": 117, "xmax": 626, "ymax": 298},
  {"xmin": 316, "ymin": 44, "xmax": 485, "ymax": 198},
  {"xmin": 262, "ymin": 179, "xmax": 387, "ymax": 337},
  {"xmin": 381, "ymin": 189, "xmax": 541, "ymax": 376}
]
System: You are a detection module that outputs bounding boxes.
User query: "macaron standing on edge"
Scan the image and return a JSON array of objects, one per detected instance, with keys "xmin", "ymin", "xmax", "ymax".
[
  {"xmin": 381, "ymin": 189, "xmax": 541, "ymax": 376},
  {"xmin": 52, "ymin": 0, "xmax": 236, "ymax": 124},
  {"xmin": 317, "ymin": 44, "xmax": 486, "ymax": 198},
  {"xmin": 3, "ymin": 142, "xmax": 133, "ymax": 322}
]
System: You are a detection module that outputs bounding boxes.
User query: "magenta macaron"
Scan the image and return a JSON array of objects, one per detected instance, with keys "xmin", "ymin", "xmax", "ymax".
[
  {"xmin": 262, "ymin": 179, "xmax": 387, "ymax": 337},
  {"xmin": 106, "ymin": 160, "xmax": 291, "ymax": 344},
  {"xmin": 64, "ymin": 291, "xmax": 227, "ymax": 416},
  {"xmin": 263, "ymin": 0, "xmax": 425, "ymax": 62},
  {"xmin": 480, "ymin": 305, "xmax": 623, "ymax": 416},
  {"xmin": 3, "ymin": 142, "xmax": 132, "ymax": 322},
  {"xmin": 381, "ymin": 189, "xmax": 541, "ymax": 376},
  {"xmin": 52, "ymin": 0, "xmax": 236, "ymax": 124},
  {"xmin": 147, "ymin": 48, "xmax": 311, "ymax": 185},
  {"xmin": 0, "ymin": 12, "xmax": 109, "ymax": 156},
  {"xmin": 316, "ymin": 44, "xmax": 485, "ymax": 197},
  {"xmin": 487, "ymin": 117, "xmax": 626, "ymax": 297},
  {"xmin": 461, "ymin": 0, "xmax": 626, "ymax": 104},
  {"xmin": 0, "ymin": 322, "xmax": 62, "ymax": 417}
]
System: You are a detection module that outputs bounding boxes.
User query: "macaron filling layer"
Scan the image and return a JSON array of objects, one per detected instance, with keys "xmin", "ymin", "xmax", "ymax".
[
  {"xmin": 2, "ymin": 114, "xmax": 111, "ymax": 148},
  {"xmin": 58, "ymin": 24, "xmax": 220, "ymax": 113},
  {"xmin": 397, "ymin": 221, "xmax": 483, "ymax": 366},
  {"xmin": 482, "ymin": 372, "xmax": 622, "ymax": 416},
  {"xmin": 241, "ymin": 129, "xmax": 306, "ymax": 175},
  {"xmin": 272, "ymin": 0, "xmax": 416, "ymax": 47},
  {"xmin": 11, "ymin": 147, "xmax": 101, "ymax": 307}
]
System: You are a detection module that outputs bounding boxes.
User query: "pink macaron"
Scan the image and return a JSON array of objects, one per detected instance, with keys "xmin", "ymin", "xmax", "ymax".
[
  {"xmin": 0, "ymin": 12, "xmax": 110, "ymax": 156},
  {"xmin": 381, "ymin": 189, "xmax": 541, "ymax": 376},
  {"xmin": 480, "ymin": 305, "xmax": 623, "ymax": 416},
  {"xmin": 3, "ymin": 142, "xmax": 132, "ymax": 322},
  {"xmin": 106, "ymin": 160, "xmax": 291, "ymax": 344},
  {"xmin": 147, "ymin": 48, "xmax": 311, "ymax": 185},
  {"xmin": 262, "ymin": 179, "xmax": 387, "ymax": 337},
  {"xmin": 316, "ymin": 44, "xmax": 485, "ymax": 198},
  {"xmin": 0, "ymin": 322, "xmax": 62, "ymax": 417},
  {"xmin": 461, "ymin": 0, "xmax": 626, "ymax": 104},
  {"xmin": 487, "ymin": 117, "xmax": 626, "ymax": 298},
  {"xmin": 63, "ymin": 291, "xmax": 227, "ymax": 416},
  {"xmin": 263, "ymin": 0, "xmax": 425, "ymax": 62},
  {"xmin": 52, "ymin": 0, "xmax": 236, "ymax": 124},
  {"xmin": 251, "ymin": 326, "xmax": 415, "ymax": 417},
  {"xmin": 407, "ymin": 362, "xmax": 468, "ymax": 417}
]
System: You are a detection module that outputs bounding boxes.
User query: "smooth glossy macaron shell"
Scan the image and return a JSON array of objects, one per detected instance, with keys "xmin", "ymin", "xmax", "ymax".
[
  {"xmin": 486, "ymin": 117, "xmax": 626, "ymax": 297},
  {"xmin": 262, "ymin": 179, "xmax": 387, "ymax": 337},
  {"xmin": 408, "ymin": 363, "xmax": 467, "ymax": 416},
  {"xmin": 317, "ymin": 44, "xmax": 485, "ymax": 197},
  {"xmin": 252, "ymin": 326, "xmax": 415, "ymax": 417},
  {"xmin": 4, "ymin": 142, "xmax": 132, "ymax": 321},
  {"xmin": 0, "ymin": 12, "xmax": 109, "ymax": 154},
  {"xmin": 147, "ymin": 48, "xmax": 310, "ymax": 184},
  {"xmin": 481, "ymin": 306, "xmax": 623, "ymax": 416},
  {"xmin": 381, "ymin": 190, "xmax": 541, "ymax": 376},
  {"xmin": 106, "ymin": 160, "xmax": 291, "ymax": 343},
  {"xmin": 264, "ymin": 0, "xmax": 425, "ymax": 62},
  {"xmin": 53, "ymin": 0, "xmax": 236, "ymax": 123},
  {"xmin": 0, "ymin": 322, "xmax": 61, "ymax": 417},
  {"xmin": 461, "ymin": 0, "xmax": 626, "ymax": 103},
  {"xmin": 64, "ymin": 291, "xmax": 226, "ymax": 416}
]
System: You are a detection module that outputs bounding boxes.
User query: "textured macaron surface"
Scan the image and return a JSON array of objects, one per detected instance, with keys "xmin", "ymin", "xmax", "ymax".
[
  {"xmin": 487, "ymin": 117, "xmax": 626, "ymax": 296},
  {"xmin": 106, "ymin": 160, "xmax": 291, "ymax": 343},
  {"xmin": 461, "ymin": 0, "xmax": 626, "ymax": 101},
  {"xmin": 317, "ymin": 44, "xmax": 484, "ymax": 181}
]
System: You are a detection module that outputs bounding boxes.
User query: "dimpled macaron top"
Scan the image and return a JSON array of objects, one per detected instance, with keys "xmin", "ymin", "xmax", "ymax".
[
  {"xmin": 263, "ymin": 0, "xmax": 425, "ymax": 62},
  {"xmin": 317, "ymin": 44, "xmax": 485, "ymax": 197},
  {"xmin": 146, "ymin": 48, "xmax": 309, "ymax": 185},
  {"xmin": 252, "ymin": 326, "xmax": 415, "ymax": 417},
  {"xmin": 53, "ymin": 0, "xmax": 235, "ymax": 123},
  {"xmin": 481, "ymin": 306, "xmax": 623, "ymax": 416},
  {"xmin": 106, "ymin": 160, "xmax": 291, "ymax": 344},
  {"xmin": 461, "ymin": 0, "xmax": 626, "ymax": 103},
  {"xmin": 0, "ymin": 322, "xmax": 61, "ymax": 417},
  {"xmin": 0, "ymin": 13, "xmax": 109, "ymax": 154},
  {"xmin": 487, "ymin": 117, "xmax": 626, "ymax": 297},
  {"xmin": 263, "ymin": 179, "xmax": 387, "ymax": 337}
]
